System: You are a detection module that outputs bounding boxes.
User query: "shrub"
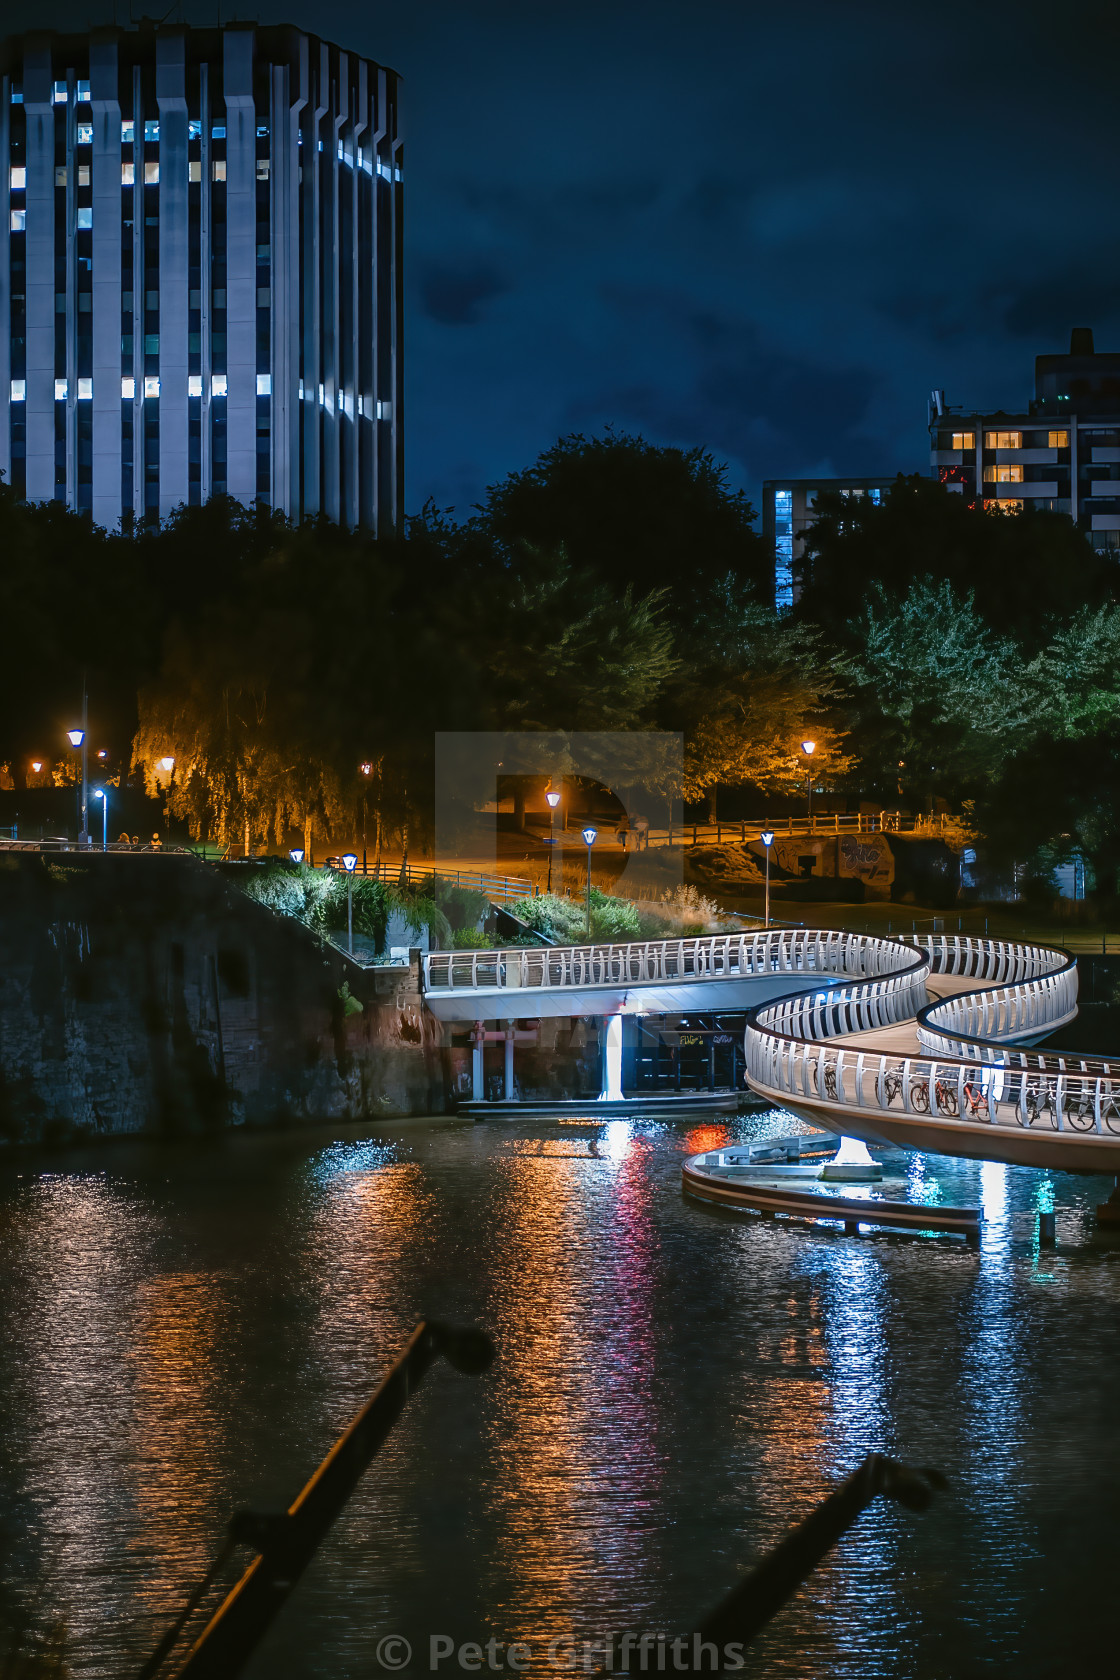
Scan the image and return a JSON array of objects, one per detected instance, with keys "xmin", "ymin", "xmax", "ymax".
[{"xmin": 452, "ymin": 928, "xmax": 493, "ymax": 949}]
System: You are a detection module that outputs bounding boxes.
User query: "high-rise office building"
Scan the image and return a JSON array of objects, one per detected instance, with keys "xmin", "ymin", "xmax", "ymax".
[
  {"xmin": 929, "ymin": 329, "xmax": 1120, "ymax": 552},
  {"xmin": 0, "ymin": 22, "xmax": 403, "ymax": 531}
]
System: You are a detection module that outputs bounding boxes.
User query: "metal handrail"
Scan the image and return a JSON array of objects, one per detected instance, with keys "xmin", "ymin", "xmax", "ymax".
[{"xmin": 422, "ymin": 926, "xmax": 922, "ymax": 996}]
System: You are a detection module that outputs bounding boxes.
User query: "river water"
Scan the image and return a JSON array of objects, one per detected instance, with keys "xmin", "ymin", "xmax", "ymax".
[{"xmin": 1, "ymin": 1112, "xmax": 1119, "ymax": 1679}]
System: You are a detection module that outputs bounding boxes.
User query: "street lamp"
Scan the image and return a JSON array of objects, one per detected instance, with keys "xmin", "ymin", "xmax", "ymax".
[
  {"xmin": 159, "ymin": 756, "xmax": 175, "ymax": 842},
  {"xmin": 342, "ymin": 851, "xmax": 358, "ymax": 955},
  {"xmin": 93, "ymin": 787, "xmax": 108, "ymax": 851},
  {"xmin": 545, "ymin": 786, "xmax": 561, "ymax": 893},
  {"xmin": 760, "ymin": 829, "xmax": 774, "ymax": 929},
  {"xmin": 582, "ymin": 825, "xmax": 597, "ymax": 939},
  {"xmin": 289, "ymin": 848, "xmax": 305, "ymax": 865},
  {"xmin": 801, "ymin": 740, "xmax": 816, "ymax": 826},
  {"xmin": 67, "ymin": 726, "xmax": 88, "ymax": 845}
]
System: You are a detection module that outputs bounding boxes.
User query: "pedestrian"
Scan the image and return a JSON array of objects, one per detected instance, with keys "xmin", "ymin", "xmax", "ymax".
[
  {"xmin": 150, "ymin": 832, "xmax": 162, "ymax": 850},
  {"xmin": 633, "ymin": 814, "xmax": 650, "ymax": 851},
  {"xmin": 615, "ymin": 822, "xmax": 629, "ymax": 851}
]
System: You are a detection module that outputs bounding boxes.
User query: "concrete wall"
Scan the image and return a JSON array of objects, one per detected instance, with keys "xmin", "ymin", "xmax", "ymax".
[{"xmin": 0, "ymin": 852, "xmax": 444, "ymax": 1147}]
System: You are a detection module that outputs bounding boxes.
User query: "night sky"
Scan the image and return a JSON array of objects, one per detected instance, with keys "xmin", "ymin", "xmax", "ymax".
[{"xmin": 13, "ymin": 1, "xmax": 1120, "ymax": 519}]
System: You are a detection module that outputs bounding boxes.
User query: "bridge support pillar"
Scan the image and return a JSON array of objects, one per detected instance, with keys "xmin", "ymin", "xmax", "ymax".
[
  {"xmin": 472, "ymin": 1022, "xmax": 485, "ymax": 1102},
  {"xmin": 504, "ymin": 1021, "xmax": 516, "ymax": 1101},
  {"xmin": 599, "ymin": 1013, "xmax": 624, "ymax": 1102}
]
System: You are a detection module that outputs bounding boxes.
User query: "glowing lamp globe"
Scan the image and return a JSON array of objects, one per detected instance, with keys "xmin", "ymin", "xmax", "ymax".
[
  {"xmin": 67, "ymin": 729, "xmax": 84, "ymax": 748},
  {"xmin": 582, "ymin": 826, "xmax": 597, "ymax": 847},
  {"xmin": 761, "ymin": 829, "xmax": 775, "ymax": 848},
  {"xmin": 342, "ymin": 852, "xmax": 358, "ymax": 872},
  {"xmin": 289, "ymin": 848, "xmax": 305, "ymax": 864},
  {"xmin": 545, "ymin": 789, "xmax": 561, "ymax": 809}
]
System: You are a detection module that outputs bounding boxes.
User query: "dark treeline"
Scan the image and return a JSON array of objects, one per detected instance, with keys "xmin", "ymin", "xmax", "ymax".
[{"xmin": 1, "ymin": 435, "xmax": 1118, "ymax": 902}]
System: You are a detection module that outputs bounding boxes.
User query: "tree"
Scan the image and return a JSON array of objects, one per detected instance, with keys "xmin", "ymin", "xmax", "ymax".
[
  {"xmin": 1021, "ymin": 605, "xmax": 1120, "ymax": 740},
  {"xmin": 672, "ymin": 602, "xmax": 854, "ymax": 805},
  {"xmin": 796, "ymin": 476, "xmax": 1115, "ymax": 642},
  {"xmin": 478, "ymin": 550, "xmax": 678, "ymax": 730},
  {"xmin": 470, "ymin": 429, "xmax": 769, "ymax": 627},
  {"xmin": 839, "ymin": 578, "xmax": 1027, "ymax": 807}
]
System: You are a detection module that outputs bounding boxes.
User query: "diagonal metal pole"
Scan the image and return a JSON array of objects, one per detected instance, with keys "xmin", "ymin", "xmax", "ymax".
[
  {"xmin": 144, "ymin": 1322, "xmax": 493, "ymax": 1680},
  {"xmin": 690, "ymin": 1454, "xmax": 945, "ymax": 1659}
]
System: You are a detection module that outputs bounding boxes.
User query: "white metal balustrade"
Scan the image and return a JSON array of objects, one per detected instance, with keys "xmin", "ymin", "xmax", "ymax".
[{"xmin": 423, "ymin": 927, "xmax": 922, "ymax": 998}]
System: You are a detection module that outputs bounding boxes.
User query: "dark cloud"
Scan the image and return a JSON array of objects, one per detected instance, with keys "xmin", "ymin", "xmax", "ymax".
[
  {"xmin": 14, "ymin": 0, "xmax": 1120, "ymax": 514},
  {"xmin": 417, "ymin": 261, "xmax": 509, "ymax": 325}
]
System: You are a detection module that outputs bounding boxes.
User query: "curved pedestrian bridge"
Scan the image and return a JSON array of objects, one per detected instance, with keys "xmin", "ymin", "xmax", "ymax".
[{"xmin": 423, "ymin": 926, "xmax": 1120, "ymax": 1170}]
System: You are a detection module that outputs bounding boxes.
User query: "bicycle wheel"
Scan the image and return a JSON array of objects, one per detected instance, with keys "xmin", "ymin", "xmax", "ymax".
[{"xmin": 910, "ymin": 1079, "xmax": 930, "ymax": 1113}]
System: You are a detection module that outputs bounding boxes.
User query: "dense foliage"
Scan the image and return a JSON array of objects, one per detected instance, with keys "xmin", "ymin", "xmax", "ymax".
[{"xmin": 3, "ymin": 432, "xmax": 1119, "ymax": 904}]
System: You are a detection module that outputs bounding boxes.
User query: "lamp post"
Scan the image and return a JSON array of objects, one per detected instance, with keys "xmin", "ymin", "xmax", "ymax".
[
  {"xmin": 289, "ymin": 848, "xmax": 305, "ymax": 865},
  {"xmin": 342, "ymin": 851, "xmax": 358, "ymax": 954},
  {"xmin": 545, "ymin": 786, "xmax": 561, "ymax": 893},
  {"xmin": 159, "ymin": 756, "xmax": 175, "ymax": 842},
  {"xmin": 801, "ymin": 739, "xmax": 816, "ymax": 826},
  {"xmin": 582, "ymin": 825, "xmax": 597, "ymax": 939},
  {"xmin": 760, "ymin": 828, "xmax": 774, "ymax": 929},
  {"xmin": 67, "ymin": 725, "xmax": 88, "ymax": 844},
  {"xmin": 93, "ymin": 787, "xmax": 108, "ymax": 851}
]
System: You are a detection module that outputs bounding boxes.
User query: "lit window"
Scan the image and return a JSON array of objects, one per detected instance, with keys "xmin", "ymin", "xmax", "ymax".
[
  {"xmin": 376, "ymin": 399, "xmax": 392, "ymax": 420},
  {"xmin": 76, "ymin": 80, "xmax": 90, "ymax": 102},
  {"xmin": 77, "ymin": 207, "xmax": 92, "ymax": 229},
  {"xmin": 1048, "ymin": 430, "xmax": 1069, "ymax": 449},
  {"xmin": 211, "ymin": 373, "xmax": 227, "ymax": 396},
  {"xmin": 10, "ymin": 380, "xmax": 25, "ymax": 400},
  {"xmin": 256, "ymin": 158, "xmax": 270, "ymax": 180},
  {"xmin": 78, "ymin": 166, "xmax": 90, "ymax": 186},
  {"xmin": 983, "ymin": 465, "xmax": 1024, "ymax": 483},
  {"xmin": 9, "ymin": 166, "xmax": 25, "ymax": 189},
  {"xmin": 144, "ymin": 121, "xmax": 159, "ymax": 142},
  {"xmin": 188, "ymin": 161, "xmax": 201, "ymax": 183},
  {"xmin": 188, "ymin": 120, "xmax": 201, "ymax": 140},
  {"xmin": 256, "ymin": 373, "xmax": 271, "ymax": 395},
  {"xmin": 257, "ymin": 288, "xmax": 270, "ymax": 307},
  {"xmin": 256, "ymin": 125, "xmax": 269, "ymax": 138},
  {"xmin": 212, "ymin": 160, "xmax": 226, "ymax": 182},
  {"xmin": 144, "ymin": 162, "xmax": 159, "ymax": 185},
  {"xmin": 53, "ymin": 82, "xmax": 67, "ymax": 104},
  {"xmin": 10, "ymin": 88, "xmax": 23, "ymax": 105},
  {"xmin": 211, "ymin": 125, "xmax": 226, "ymax": 139},
  {"xmin": 121, "ymin": 121, "xmax": 134, "ymax": 142},
  {"xmin": 984, "ymin": 498, "xmax": 1023, "ymax": 515},
  {"xmin": 121, "ymin": 377, "xmax": 135, "ymax": 399},
  {"xmin": 77, "ymin": 124, "xmax": 92, "ymax": 145},
  {"xmin": 9, "ymin": 208, "xmax": 24, "ymax": 231},
  {"xmin": 122, "ymin": 162, "xmax": 135, "ymax": 185},
  {"xmin": 984, "ymin": 430, "xmax": 1022, "ymax": 450},
  {"xmin": 188, "ymin": 375, "xmax": 202, "ymax": 397},
  {"xmin": 55, "ymin": 167, "xmax": 67, "ymax": 186},
  {"xmin": 54, "ymin": 378, "xmax": 67, "ymax": 401},
  {"xmin": 950, "ymin": 431, "xmax": 974, "ymax": 450},
  {"xmin": 144, "ymin": 335, "xmax": 159, "ymax": 354},
  {"xmin": 78, "ymin": 378, "xmax": 92, "ymax": 400},
  {"xmin": 143, "ymin": 376, "xmax": 160, "ymax": 398}
]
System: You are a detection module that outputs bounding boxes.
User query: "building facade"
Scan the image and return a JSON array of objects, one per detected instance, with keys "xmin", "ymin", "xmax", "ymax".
[
  {"xmin": 0, "ymin": 22, "xmax": 403, "ymax": 531},
  {"xmin": 762, "ymin": 476, "xmax": 896, "ymax": 609},
  {"xmin": 929, "ymin": 329, "xmax": 1120, "ymax": 552}
]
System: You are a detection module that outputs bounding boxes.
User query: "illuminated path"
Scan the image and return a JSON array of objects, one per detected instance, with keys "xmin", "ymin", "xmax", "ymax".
[{"xmin": 423, "ymin": 929, "xmax": 1120, "ymax": 1170}]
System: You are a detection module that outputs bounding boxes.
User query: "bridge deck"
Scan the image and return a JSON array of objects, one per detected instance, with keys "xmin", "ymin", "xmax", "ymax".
[{"xmin": 824, "ymin": 974, "xmax": 982, "ymax": 1058}]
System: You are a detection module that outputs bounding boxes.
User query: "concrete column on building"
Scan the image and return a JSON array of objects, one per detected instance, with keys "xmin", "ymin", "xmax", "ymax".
[
  {"xmin": 63, "ymin": 76, "xmax": 77, "ymax": 508},
  {"xmin": 157, "ymin": 31, "xmax": 190, "ymax": 517},
  {"xmin": 0, "ymin": 78, "xmax": 9, "ymax": 487},
  {"xmin": 23, "ymin": 45, "xmax": 54, "ymax": 503},
  {"xmin": 504, "ymin": 1021, "xmax": 516, "ymax": 1102},
  {"xmin": 599, "ymin": 1013, "xmax": 624, "ymax": 1102},
  {"xmin": 300, "ymin": 46, "xmax": 327, "ymax": 516},
  {"xmin": 91, "ymin": 33, "xmax": 122, "ymax": 530},
  {"xmin": 224, "ymin": 27, "xmax": 256, "ymax": 506},
  {"xmin": 199, "ymin": 65, "xmax": 211, "ymax": 504},
  {"xmin": 322, "ymin": 58, "xmax": 343, "ymax": 525},
  {"xmin": 270, "ymin": 55, "xmax": 303, "ymax": 518},
  {"xmin": 472, "ymin": 1021, "xmax": 485, "ymax": 1102},
  {"xmin": 130, "ymin": 65, "xmax": 144, "ymax": 524}
]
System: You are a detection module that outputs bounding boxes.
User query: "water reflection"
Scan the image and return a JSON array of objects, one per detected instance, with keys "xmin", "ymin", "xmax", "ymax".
[{"xmin": 0, "ymin": 1123, "xmax": 1118, "ymax": 1679}]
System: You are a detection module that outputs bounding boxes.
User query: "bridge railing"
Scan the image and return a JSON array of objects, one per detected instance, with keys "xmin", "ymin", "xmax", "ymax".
[
  {"xmin": 746, "ymin": 932, "xmax": 1090, "ymax": 1133},
  {"xmin": 422, "ymin": 926, "xmax": 923, "ymax": 995}
]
